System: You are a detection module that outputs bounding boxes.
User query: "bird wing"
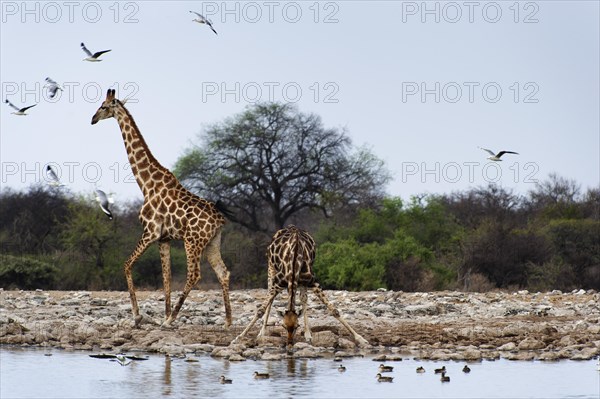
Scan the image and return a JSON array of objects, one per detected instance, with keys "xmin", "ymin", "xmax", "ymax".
[
  {"xmin": 5, "ymin": 99, "xmax": 20, "ymax": 111},
  {"xmin": 95, "ymin": 189, "xmax": 108, "ymax": 204},
  {"xmin": 189, "ymin": 10, "xmax": 205, "ymax": 20},
  {"xmin": 49, "ymin": 85, "xmax": 60, "ymax": 98},
  {"xmin": 95, "ymin": 190, "xmax": 113, "ymax": 218},
  {"xmin": 19, "ymin": 104, "xmax": 36, "ymax": 112},
  {"xmin": 497, "ymin": 151, "xmax": 519, "ymax": 158},
  {"xmin": 208, "ymin": 23, "xmax": 218, "ymax": 35},
  {"xmin": 478, "ymin": 147, "xmax": 496, "ymax": 156},
  {"xmin": 45, "ymin": 77, "xmax": 58, "ymax": 85},
  {"xmin": 92, "ymin": 49, "xmax": 111, "ymax": 58},
  {"xmin": 81, "ymin": 42, "xmax": 93, "ymax": 57}
]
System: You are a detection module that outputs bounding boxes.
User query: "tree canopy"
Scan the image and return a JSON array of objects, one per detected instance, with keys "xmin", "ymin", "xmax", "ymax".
[{"xmin": 174, "ymin": 102, "xmax": 390, "ymax": 232}]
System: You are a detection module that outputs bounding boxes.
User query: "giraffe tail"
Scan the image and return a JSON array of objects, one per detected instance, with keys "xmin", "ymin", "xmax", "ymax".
[
  {"xmin": 214, "ymin": 200, "xmax": 237, "ymax": 222},
  {"xmin": 288, "ymin": 231, "xmax": 303, "ymax": 312}
]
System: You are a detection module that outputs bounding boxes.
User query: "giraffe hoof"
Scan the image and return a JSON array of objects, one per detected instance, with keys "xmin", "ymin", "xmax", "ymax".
[
  {"xmin": 161, "ymin": 317, "xmax": 174, "ymax": 329},
  {"xmin": 133, "ymin": 315, "xmax": 143, "ymax": 328}
]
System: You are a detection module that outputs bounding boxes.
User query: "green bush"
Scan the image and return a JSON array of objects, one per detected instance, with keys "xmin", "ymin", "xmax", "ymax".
[
  {"xmin": 544, "ymin": 219, "xmax": 600, "ymax": 289},
  {"xmin": 0, "ymin": 254, "xmax": 57, "ymax": 289},
  {"xmin": 315, "ymin": 239, "xmax": 386, "ymax": 290},
  {"xmin": 526, "ymin": 258, "xmax": 578, "ymax": 292},
  {"xmin": 314, "ymin": 230, "xmax": 438, "ymax": 291}
]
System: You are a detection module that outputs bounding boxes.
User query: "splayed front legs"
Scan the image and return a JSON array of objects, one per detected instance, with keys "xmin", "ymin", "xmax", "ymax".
[
  {"xmin": 230, "ymin": 286, "xmax": 280, "ymax": 345},
  {"xmin": 231, "ymin": 283, "xmax": 369, "ymax": 347},
  {"xmin": 310, "ymin": 283, "xmax": 369, "ymax": 347}
]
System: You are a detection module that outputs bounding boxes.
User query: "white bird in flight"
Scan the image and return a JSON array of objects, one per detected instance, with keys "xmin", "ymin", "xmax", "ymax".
[
  {"xmin": 44, "ymin": 77, "xmax": 63, "ymax": 99},
  {"xmin": 81, "ymin": 42, "xmax": 112, "ymax": 62},
  {"xmin": 479, "ymin": 147, "xmax": 519, "ymax": 161},
  {"xmin": 95, "ymin": 189, "xmax": 114, "ymax": 220},
  {"xmin": 189, "ymin": 11, "xmax": 218, "ymax": 35},
  {"xmin": 115, "ymin": 354, "xmax": 131, "ymax": 366},
  {"xmin": 5, "ymin": 99, "xmax": 36, "ymax": 115}
]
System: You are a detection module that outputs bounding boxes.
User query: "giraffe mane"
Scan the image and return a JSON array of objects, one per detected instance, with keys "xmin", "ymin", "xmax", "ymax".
[{"xmin": 117, "ymin": 99, "xmax": 172, "ymax": 176}]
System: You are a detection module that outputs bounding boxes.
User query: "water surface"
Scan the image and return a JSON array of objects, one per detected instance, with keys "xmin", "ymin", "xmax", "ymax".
[{"xmin": 1, "ymin": 347, "xmax": 598, "ymax": 398}]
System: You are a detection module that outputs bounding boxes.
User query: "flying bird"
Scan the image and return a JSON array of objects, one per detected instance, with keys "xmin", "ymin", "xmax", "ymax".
[
  {"xmin": 114, "ymin": 354, "xmax": 131, "ymax": 366},
  {"xmin": 44, "ymin": 77, "xmax": 63, "ymax": 99},
  {"xmin": 5, "ymin": 99, "xmax": 36, "ymax": 115},
  {"xmin": 46, "ymin": 165, "xmax": 64, "ymax": 187},
  {"xmin": 81, "ymin": 42, "xmax": 112, "ymax": 62},
  {"xmin": 479, "ymin": 147, "xmax": 519, "ymax": 161},
  {"xmin": 189, "ymin": 11, "xmax": 218, "ymax": 35},
  {"xmin": 95, "ymin": 189, "xmax": 114, "ymax": 220}
]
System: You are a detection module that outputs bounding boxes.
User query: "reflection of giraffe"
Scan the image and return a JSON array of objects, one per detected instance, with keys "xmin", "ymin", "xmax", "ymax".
[
  {"xmin": 91, "ymin": 89, "xmax": 232, "ymax": 327},
  {"xmin": 232, "ymin": 225, "xmax": 368, "ymax": 347}
]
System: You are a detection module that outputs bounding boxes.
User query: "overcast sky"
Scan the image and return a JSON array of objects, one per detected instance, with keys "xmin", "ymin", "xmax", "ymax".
[{"xmin": 1, "ymin": 1, "xmax": 598, "ymax": 204}]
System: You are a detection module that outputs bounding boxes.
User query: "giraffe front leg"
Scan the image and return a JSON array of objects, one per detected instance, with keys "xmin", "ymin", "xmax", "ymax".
[
  {"xmin": 300, "ymin": 287, "xmax": 312, "ymax": 344},
  {"xmin": 165, "ymin": 242, "xmax": 201, "ymax": 326},
  {"xmin": 230, "ymin": 298, "xmax": 268, "ymax": 345},
  {"xmin": 124, "ymin": 236, "xmax": 154, "ymax": 328},
  {"xmin": 257, "ymin": 287, "xmax": 279, "ymax": 338},
  {"xmin": 312, "ymin": 284, "xmax": 369, "ymax": 347},
  {"xmin": 159, "ymin": 241, "xmax": 172, "ymax": 320}
]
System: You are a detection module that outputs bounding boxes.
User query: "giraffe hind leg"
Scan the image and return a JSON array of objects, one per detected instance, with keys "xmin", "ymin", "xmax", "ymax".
[
  {"xmin": 311, "ymin": 283, "xmax": 369, "ymax": 347},
  {"xmin": 205, "ymin": 230, "xmax": 232, "ymax": 328},
  {"xmin": 159, "ymin": 241, "xmax": 172, "ymax": 319}
]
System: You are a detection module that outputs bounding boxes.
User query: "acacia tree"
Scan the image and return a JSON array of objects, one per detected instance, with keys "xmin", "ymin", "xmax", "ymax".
[{"xmin": 174, "ymin": 103, "xmax": 390, "ymax": 232}]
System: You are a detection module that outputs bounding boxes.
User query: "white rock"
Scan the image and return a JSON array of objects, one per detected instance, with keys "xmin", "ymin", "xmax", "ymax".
[{"xmin": 498, "ymin": 342, "xmax": 517, "ymax": 351}]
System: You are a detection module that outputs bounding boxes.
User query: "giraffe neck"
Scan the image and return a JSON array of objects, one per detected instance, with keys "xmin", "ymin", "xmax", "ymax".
[
  {"xmin": 114, "ymin": 104, "xmax": 171, "ymax": 196},
  {"xmin": 287, "ymin": 231, "xmax": 300, "ymax": 313}
]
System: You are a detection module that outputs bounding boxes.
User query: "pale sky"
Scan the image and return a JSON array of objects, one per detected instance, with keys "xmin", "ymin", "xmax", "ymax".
[{"xmin": 1, "ymin": 1, "xmax": 598, "ymax": 203}]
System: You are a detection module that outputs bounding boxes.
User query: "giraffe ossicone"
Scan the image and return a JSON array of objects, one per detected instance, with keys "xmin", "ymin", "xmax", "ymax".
[
  {"xmin": 91, "ymin": 88, "xmax": 233, "ymax": 328},
  {"xmin": 231, "ymin": 225, "xmax": 369, "ymax": 348}
]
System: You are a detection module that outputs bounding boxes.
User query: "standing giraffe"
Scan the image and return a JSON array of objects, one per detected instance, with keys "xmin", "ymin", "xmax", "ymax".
[
  {"xmin": 231, "ymin": 225, "xmax": 368, "ymax": 347},
  {"xmin": 91, "ymin": 89, "xmax": 232, "ymax": 327}
]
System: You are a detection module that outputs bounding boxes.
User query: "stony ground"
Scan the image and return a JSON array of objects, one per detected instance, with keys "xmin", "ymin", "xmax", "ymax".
[{"xmin": 1, "ymin": 289, "xmax": 599, "ymax": 362}]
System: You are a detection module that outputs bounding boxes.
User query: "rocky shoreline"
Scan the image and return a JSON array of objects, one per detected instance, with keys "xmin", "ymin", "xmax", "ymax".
[{"xmin": 1, "ymin": 289, "xmax": 599, "ymax": 362}]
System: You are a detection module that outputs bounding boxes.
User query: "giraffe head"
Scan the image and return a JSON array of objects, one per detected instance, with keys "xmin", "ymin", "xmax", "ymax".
[
  {"xmin": 282, "ymin": 310, "xmax": 299, "ymax": 346},
  {"xmin": 91, "ymin": 89, "xmax": 119, "ymax": 125}
]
